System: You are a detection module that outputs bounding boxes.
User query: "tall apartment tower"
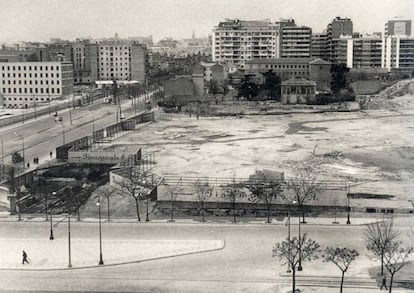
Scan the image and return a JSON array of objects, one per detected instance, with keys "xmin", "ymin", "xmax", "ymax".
[
  {"xmin": 385, "ymin": 19, "xmax": 412, "ymax": 37},
  {"xmin": 212, "ymin": 19, "xmax": 279, "ymax": 70},
  {"xmin": 326, "ymin": 17, "xmax": 353, "ymax": 63},
  {"xmin": 327, "ymin": 17, "xmax": 353, "ymax": 39},
  {"xmin": 212, "ymin": 18, "xmax": 312, "ymax": 69},
  {"xmin": 280, "ymin": 25, "xmax": 312, "ymax": 58},
  {"xmin": 311, "ymin": 32, "xmax": 329, "ymax": 60}
]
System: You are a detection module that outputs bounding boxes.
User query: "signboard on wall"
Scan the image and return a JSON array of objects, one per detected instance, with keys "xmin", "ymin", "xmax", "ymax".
[{"xmin": 68, "ymin": 150, "xmax": 138, "ymax": 164}]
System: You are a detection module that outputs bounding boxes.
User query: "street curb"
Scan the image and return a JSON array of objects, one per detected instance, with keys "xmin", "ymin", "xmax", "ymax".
[
  {"xmin": 0, "ymin": 240, "xmax": 225, "ymax": 272},
  {"xmin": 0, "ymin": 217, "xmax": 387, "ymax": 227}
]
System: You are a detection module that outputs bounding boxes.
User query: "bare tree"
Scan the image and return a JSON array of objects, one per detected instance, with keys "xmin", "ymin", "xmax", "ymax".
[
  {"xmin": 168, "ymin": 189, "xmax": 178, "ymax": 222},
  {"xmin": 119, "ymin": 168, "xmax": 147, "ymax": 221},
  {"xmin": 100, "ymin": 186, "xmax": 114, "ymax": 221},
  {"xmin": 273, "ymin": 234, "xmax": 320, "ymax": 293},
  {"xmin": 384, "ymin": 242, "xmax": 413, "ymax": 293},
  {"xmin": 224, "ymin": 178, "xmax": 244, "ymax": 223},
  {"xmin": 193, "ymin": 179, "xmax": 212, "ymax": 222},
  {"xmin": 64, "ymin": 184, "xmax": 86, "ymax": 221},
  {"xmin": 249, "ymin": 176, "xmax": 284, "ymax": 224},
  {"xmin": 290, "ymin": 163, "xmax": 320, "ymax": 223},
  {"xmin": 323, "ymin": 247, "xmax": 359, "ymax": 293},
  {"xmin": 365, "ymin": 219, "xmax": 399, "ymax": 276}
]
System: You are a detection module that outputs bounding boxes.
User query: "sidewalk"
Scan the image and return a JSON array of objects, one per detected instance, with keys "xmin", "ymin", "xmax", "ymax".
[
  {"xmin": 0, "ymin": 213, "xmax": 405, "ymax": 227},
  {"xmin": 0, "ymin": 237, "xmax": 224, "ymax": 270}
]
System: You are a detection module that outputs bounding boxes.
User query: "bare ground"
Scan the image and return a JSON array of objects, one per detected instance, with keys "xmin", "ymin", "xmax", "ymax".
[{"xmin": 105, "ymin": 81, "xmax": 414, "ymax": 209}]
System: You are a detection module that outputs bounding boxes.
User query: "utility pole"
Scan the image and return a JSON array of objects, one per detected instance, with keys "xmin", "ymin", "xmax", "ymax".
[{"xmin": 33, "ymin": 95, "xmax": 37, "ymax": 120}]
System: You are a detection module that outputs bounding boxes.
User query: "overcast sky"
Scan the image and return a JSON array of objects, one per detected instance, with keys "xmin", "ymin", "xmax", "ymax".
[{"xmin": 0, "ymin": 0, "xmax": 413, "ymax": 43}]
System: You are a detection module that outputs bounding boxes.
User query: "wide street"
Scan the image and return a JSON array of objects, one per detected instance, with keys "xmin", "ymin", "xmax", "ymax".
[
  {"xmin": 0, "ymin": 93, "xmax": 149, "ymax": 169},
  {"xmin": 0, "ymin": 216, "xmax": 413, "ymax": 292}
]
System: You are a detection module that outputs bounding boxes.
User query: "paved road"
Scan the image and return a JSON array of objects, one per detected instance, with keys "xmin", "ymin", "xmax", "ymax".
[
  {"xmin": 0, "ymin": 94, "xmax": 149, "ymax": 169},
  {"xmin": 0, "ymin": 220, "xmax": 412, "ymax": 292}
]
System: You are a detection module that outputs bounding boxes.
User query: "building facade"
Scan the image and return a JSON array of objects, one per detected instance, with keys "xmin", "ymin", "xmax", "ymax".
[
  {"xmin": 281, "ymin": 77, "xmax": 316, "ymax": 104},
  {"xmin": 311, "ymin": 33, "xmax": 329, "ymax": 60},
  {"xmin": 245, "ymin": 57, "xmax": 331, "ymax": 91},
  {"xmin": 331, "ymin": 35, "xmax": 383, "ymax": 69},
  {"xmin": 213, "ymin": 19, "xmax": 313, "ymax": 70},
  {"xmin": 72, "ymin": 39, "xmax": 98, "ymax": 84},
  {"xmin": 382, "ymin": 36, "xmax": 414, "ymax": 72},
  {"xmin": 0, "ymin": 62, "xmax": 73, "ymax": 108},
  {"xmin": 280, "ymin": 25, "xmax": 312, "ymax": 58},
  {"xmin": 212, "ymin": 19, "xmax": 279, "ymax": 70},
  {"xmin": 385, "ymin": 19, "xmax": 412, "ymax": 37},
  {"xmin": 97, "ymin": 40, "xmax": 147, "ymax": 83},
  {"xmin": 327, "ymin": 17, "xmax": 354, "ymax": 63}
]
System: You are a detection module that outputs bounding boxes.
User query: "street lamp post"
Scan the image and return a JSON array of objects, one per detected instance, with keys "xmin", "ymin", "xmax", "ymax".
[
  {"xmin": 294, "ymin": 200, "xmax": 303, "ymax": 271},
  {"xmin": 287, "ymin": 206, "xmax": 291, "ymax": 273},
  {"xmin": 142, "ymin": 180, "xmax": 150, "ymax": 222},
  {"xmin": 68, "ymin": 215, "xmax": 72, "ymax": 267},
  {"xmin": 49, "ymin": 192, "xmax": 56, "ymax": 240},
  {"xmin": 346, "ymin": 180, "xmax": 351, "ymax": 225},
  {"xmin": 96, "ymin": 198, "xmax": 104, "ymax": 265},
  {"xmin": 44, "ymin": 193, "xmax": 49, "ymax": 221}
]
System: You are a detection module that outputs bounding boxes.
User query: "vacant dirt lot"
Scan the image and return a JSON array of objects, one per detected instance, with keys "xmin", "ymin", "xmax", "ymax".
[{"xmin": 112, "ymin": 83, "xmax": 414, "ymax": 210}]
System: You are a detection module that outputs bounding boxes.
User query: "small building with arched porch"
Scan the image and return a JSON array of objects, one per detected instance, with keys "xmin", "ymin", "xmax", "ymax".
[{"xmin": 281, "ymin": 77, "xmax": 316, "ymax": 104}]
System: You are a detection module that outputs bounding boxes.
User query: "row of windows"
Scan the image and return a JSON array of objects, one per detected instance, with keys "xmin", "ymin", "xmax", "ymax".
[
  {"xmin": 100, "ymin": 52, "xmax": 130, "ymax": 56},
  {"xmin": 2, "ymin": 73, "xmax": 60, "ymax": 78},
  {"xmin": 2, "ymin": 79, "xmax": 60, "ymax": 85},
  {"xmin": 260, "ymin": 64, "xmax": 310, "ymax": 69},
  {"xmin": 99, "ymin": 73, "xmax": 129, "ymax": 78},
  {"xmin": 2, "ymin": 87, "xmax": 60, "ymax": 94},
  {"xmin": 1, "ymin": 65, "xmax": 60, "ymax": 71},
  {"xmin": 100, "ymin": 58, "xmax": 129, "ymax": 62},
  {"xmin": 99, "ymin": 46, "xmax": 129, "ymax": 50},
  {"xmin": 4, "ymin": 97, "xmax": 50, "ymax": 101}
]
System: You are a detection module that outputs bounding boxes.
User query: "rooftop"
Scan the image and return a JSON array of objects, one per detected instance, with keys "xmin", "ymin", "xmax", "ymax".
[{"xmin": 282, "ymin": 77, "xmax": 316, "ymax": 86}]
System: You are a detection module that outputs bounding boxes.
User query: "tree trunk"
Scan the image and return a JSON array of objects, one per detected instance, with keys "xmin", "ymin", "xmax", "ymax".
[
  {"xmin": 170, "ymin": 198, "xmax": 174, "ymax": 221},
  {"xmin": 77, "ymin": 209, "xmax": 80, "ymax": 221},
  {"xmin": 301, "ymin": 205, "xmax": 306, "ymax": 223},
  {"xmin": 267, "ymin": 205, "xmax": 271, "ymax": 224},
  {"xmin": 107, "ymin": 198, "xmax": 110, "ymax": 222},
  {"xmin": 389, "ymin": 273, "xmax": 394, "ymax": 293},
  {"xmin": 232, "ymin": 201, "xmax": 236, "ymax": 223},
  {"xmin": 135, "ymin": 198, "xmax": 141, "ymax": 221},
  {"xmin": 340, "ymin": 271, "xmax": 345, "ymax": 293},
  {"xmin": 292, "ymin": 268, "xmax": 296, "ymax": 293},
  {"xmin": 201, "ymin": 201, "xmax": 205, "ymax": 222},
  {"xmin": 381, "ymin": 253, "xmax": 384, "ymax": 276}
]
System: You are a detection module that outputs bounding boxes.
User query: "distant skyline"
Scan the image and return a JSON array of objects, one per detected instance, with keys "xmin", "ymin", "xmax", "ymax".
[{"xmin": 0, "ymin": 0, "xmax": 413, "ymax": 44}]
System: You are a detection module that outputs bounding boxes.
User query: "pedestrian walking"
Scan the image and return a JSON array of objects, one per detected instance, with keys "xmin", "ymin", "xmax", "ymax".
[
  {"xmin": 380, "ymin": 275, "xmax": 387, "ymax": 290},
  {"xmin": 49, "ymin": 151, "xmax": 53, "ymax": 158},
  {"xmin": 22, "ymin": 251, "xmax": 29, "ymax": 264}
]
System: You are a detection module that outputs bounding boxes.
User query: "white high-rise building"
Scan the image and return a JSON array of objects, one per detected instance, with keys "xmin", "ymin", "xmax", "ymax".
[{"xmin": 212, "ymin": 19, "xmax": 280, "ymax": 71}]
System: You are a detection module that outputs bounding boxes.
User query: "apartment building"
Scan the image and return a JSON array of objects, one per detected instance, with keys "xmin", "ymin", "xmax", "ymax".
[
  {"xmin": 97, "ymin": 40, "xmax": 146, "ymax": 83},
  {"xmin": 311, "ymin": 33, "xmax": 329, "ymax": 60},
  {"xmin": 331, "ymin": 35, "xmax": 383, "ymax": 69},
  {"xmin": 0, "ymin": 62, "xmax": 73, "ymax": 108},
  {"xmin": 280, "ymin": 25, "xmax": 312, "ymax": 58},
  {"xmin": 326, "ymin": 17, "xmax": 354, "ymax": 63},
  {"xmin": 382, "ymin": 36, "xmax": 414, "ymax": 72},
  {"xmin": 385, "ymin": 19, "xmax": 412, "ymax": 37},
  {"xmin": 72, "ymin": 39, "xmax": 98, "ymax": 84},
  {"xmin": 212, "ymin": 19, "xmax": 279, "ymax": 70}
]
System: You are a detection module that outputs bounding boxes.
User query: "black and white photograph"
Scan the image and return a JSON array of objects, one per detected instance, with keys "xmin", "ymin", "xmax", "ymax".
[{"xmin": 0, "ymin": 0, "xmax": 413, "ymax": 292}]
